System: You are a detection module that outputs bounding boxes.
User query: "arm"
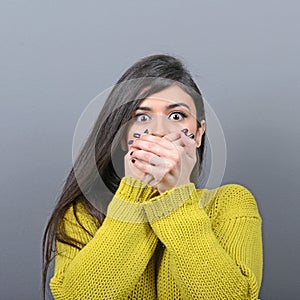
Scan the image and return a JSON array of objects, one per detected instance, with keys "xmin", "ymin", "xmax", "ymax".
[
  {"xmin": 50, "ymin": 177, "xmax": 158, "ymax": 300},
  {"xmin": 144, "ymin": 183, "xmax": 263, "ymax": 300}
]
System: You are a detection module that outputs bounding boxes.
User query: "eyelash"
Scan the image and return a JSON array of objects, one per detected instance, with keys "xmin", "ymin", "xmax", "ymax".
[
  {"xmin": 134, "ymin": 114, "xmax": 150, "ymax": 122},
  {"xmin": 169, "ymin": 111, "xmax": 188, "ymax": 120},
  {"xmin": 134, "ymin": 111, "xmax": 188, "ymax": 122}
]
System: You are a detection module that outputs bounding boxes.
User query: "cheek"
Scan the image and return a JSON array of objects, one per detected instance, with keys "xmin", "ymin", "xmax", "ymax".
[
  {"xmin": 121, "ymin": 122, "xmax": 136, "ymax": 151},
  {"xmin": 126, "ymin": 123, "xmax": 142, "ymax": 140},
  {"xmin": 128, "ymin": 118, "xmax": 155, "ymax": 136},
  {"xmin": 184, "ymin": 120, "xmax": 198, "ymax": 134}
]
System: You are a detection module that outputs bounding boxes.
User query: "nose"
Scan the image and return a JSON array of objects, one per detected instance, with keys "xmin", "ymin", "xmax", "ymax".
[{"xmin": 149, "ymin": 115, "xmax": 170, "ymax": 137}]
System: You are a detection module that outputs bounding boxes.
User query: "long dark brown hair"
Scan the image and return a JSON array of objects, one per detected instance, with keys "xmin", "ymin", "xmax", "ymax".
[{"xmin": 42, "ymin": 54, "xmax": 206, "ymax": 298}]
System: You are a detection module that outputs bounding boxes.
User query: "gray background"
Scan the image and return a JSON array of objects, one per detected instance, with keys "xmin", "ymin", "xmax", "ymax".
[{"xmin": 0, "ymin": 1, "xmax": 299, "ymax": 299}]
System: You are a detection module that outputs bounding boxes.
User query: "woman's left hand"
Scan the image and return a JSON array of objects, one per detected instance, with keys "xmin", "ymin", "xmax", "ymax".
[{"xmin": 129, "ymin": 131, "xmax": 197, "ymax": 194}]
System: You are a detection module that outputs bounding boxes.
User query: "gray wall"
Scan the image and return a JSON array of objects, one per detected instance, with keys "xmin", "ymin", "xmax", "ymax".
[{"xmin": 1, "ymin": 1, "xmax": 299, "ymax": 299}]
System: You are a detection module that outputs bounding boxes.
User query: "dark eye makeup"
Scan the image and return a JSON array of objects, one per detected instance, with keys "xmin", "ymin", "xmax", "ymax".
[
  {"xmin": 134, "ymin": 111, "xmax": 188, "ymax": 122},
  {"xmin": 134, "ymin": 114, "xmax": 151, "ymax": 122},
  {"xmin": 169, "ymin": 111, "xmax": 188, "ymax": 120}
]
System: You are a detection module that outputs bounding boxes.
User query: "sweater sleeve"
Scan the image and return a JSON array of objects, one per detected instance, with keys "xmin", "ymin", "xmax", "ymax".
[
  {"xmin": 144, "ymin": 183, "xmax": 263, "ymax": 300},
  {"xmin": 50, "ymin": 176, "xmax": 159, "ymax": 300}
]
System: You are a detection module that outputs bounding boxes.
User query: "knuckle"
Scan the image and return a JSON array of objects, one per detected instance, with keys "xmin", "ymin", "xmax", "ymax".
[
  {"xmin": 172, "ymin": 153, "xmax": 180, "ymax": 164},
  {"xmin": 147, "ymin": 142, "xmax": 155, "ymax": 151},
  {"xmin": 165, "ymin": 161, "xmax": 174, "ymax": 171}
]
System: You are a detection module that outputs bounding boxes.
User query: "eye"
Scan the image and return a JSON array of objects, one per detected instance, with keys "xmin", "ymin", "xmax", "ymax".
[
  {"xmin": 169, "ymin": 112, "xmax": 187, "ymax": 121},
  {"xmin": 135, "ymin": 114, "xmax": 151, "ymax": 122}
]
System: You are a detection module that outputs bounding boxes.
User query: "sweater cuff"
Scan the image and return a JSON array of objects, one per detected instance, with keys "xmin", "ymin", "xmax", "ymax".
[
  {"xmin": 143, "ymin": 183, "xmax": 196, "ymax": 222},
  {"xmin": 106, "ymin": 176, "xmax": 158, "ymax": 223},
  {"xmin": 115, "ymin": 176, "xmax": 159, "ymax": 202}
]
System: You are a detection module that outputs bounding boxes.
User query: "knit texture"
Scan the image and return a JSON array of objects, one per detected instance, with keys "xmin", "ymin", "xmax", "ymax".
[{"xmin": 50, "ymin": 176, "xmax": 263, "ymax": 299}]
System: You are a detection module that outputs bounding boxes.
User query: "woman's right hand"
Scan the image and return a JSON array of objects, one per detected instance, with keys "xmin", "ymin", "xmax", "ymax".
[
  {"xmin": 124, "ymin": 132, "xmax": 183, "ymax": 188},
  {"xmin": 124, "ymin": 146, "xmax": 155, "ymax": 186}
]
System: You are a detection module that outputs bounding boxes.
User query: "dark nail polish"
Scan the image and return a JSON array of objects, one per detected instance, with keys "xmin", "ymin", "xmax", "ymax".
[
  {"xmin": 128, "ymin": 140, "xmax": 134, "ymax": 145},
  {"xmin": 181, "ymin": 128, "xmax": 188, "ymax": 134},
  {"xmin": 143, "ymin": 129, "xmax": 149, "ymax": 134},
  {"xmin": 131, "ymin": 159, "xmax": 135, "ymax": 163},
  {"xmin": 130, "ymin": 151, "xmax": 133, "ymax": 156},
  {"xmin": 133, "ymin": 133, "xmax": 141, "ymax": 138},
  {"xmin": 188, "ymin": 133, "xmax": 195, "ymax": 139}
]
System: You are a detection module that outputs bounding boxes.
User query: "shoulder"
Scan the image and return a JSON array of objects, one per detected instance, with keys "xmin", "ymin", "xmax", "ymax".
[{"xmin": 197, "ymin": 183, "xmax": 262, "ymax": 221}]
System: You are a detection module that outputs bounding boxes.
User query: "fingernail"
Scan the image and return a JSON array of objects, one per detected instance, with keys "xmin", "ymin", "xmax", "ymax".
[
  {"xmin": 133, "ymin": 133, "xmax": 141, "ymax": 138},
  {"xmin": 143, "ymin": 129, "xmax": 149, "ymax": 134},
  {"xmin": 130, "ymin": 151, "xmax": 133, "ymax": 155},
  {"xmin": 131, "ymin": 159, "xmax": 135, "ymax": 163},
  {"xmin": 128, "ymin": 140, "xmax": 134, "ymax": 145},
  {"xmin": 188, "ymin": 133, "xmax": 195, "ymax": 139},
  {"xmin": 181, "ymin": 128, "xmax": 188, "ymax": 134}
]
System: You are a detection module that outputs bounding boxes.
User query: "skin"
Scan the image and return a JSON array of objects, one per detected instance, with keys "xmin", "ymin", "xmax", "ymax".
[{"xmin": 123, "ymin": 85, "xmax": 206, "ymax": 194}]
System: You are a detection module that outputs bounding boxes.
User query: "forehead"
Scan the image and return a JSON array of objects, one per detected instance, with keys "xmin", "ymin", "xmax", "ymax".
[{"xmin": 139, "ymin": 85, "xmax": 196, "ymax": 111}]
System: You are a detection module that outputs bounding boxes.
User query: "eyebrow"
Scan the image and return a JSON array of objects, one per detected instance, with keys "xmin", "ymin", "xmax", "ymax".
[{"xmin": 135, "ymin": 102, "xmax": 191, "ymax": 111}]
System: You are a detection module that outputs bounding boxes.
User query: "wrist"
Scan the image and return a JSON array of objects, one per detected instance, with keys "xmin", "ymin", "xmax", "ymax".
[
  {"xmin": 116, "ymin": 176, "xmax": 159, "ymax": 203},
  {"xmin": 156, "ymin": 179, "xmax": 191, "ymax": 195},
  {"xmin": 106, "ymin": 176, "xmax": 158, "ymax": 223},
  {"xmin": 144, "ymin": 182, "xmax": 196, "ymax": 222}
]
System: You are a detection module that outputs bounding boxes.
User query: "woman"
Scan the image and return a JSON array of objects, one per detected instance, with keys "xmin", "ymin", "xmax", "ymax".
[{"xmin": 43, "ymin": 54, "xmax": 263, "ymax": 299}]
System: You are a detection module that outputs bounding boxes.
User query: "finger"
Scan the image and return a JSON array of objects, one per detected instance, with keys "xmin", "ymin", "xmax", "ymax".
[
  {"xmin": 132, "ymin": 142, "xmax": 180, "ymax": 166},
  {"xmin": 128, "ymin": 146, "xmax": 139, "ymax": 154},
  {"xmin": 173, "ymin": 131, "xmax": 197, "ymax": 152},
  {"xmin": 131, "ymin": 158, "xmax": 165, "ymax": 182},
  {"xmin": 140, "ymin": 131, "xmax": 181, "ymax": 143},
  {"xmin": 142, "ymin": 173, "xmax": 155, "ymax": 185},
  {"xmin": 148, "ymin": 177, "xmax": 160, "ymax": 187},
  {"xmin": 132, "ymin": 139, "xmax": 164, "ymax": 157},
  {"xmin": 164, "ymin": 134, "xmax": 196, "ymax": 164},
  {"xmin": 131, "ymin": 158, "xmax": 152, "ymax": 174},
  {"xmin": 125, "ymin": 150, "xmax": 149, "ymax": 179},
  {"xmin": 131, "ymin": 149, "xmax": 162, "ymax": 166},
  {"xmin": 133, "ymin": 153, "xmax": 177, "ymax": 180},
  {"xmin": 134, "ymin": 134, "xmax": 177, "ymax": 151},
  {"xmin": 131, "ymin": 148, "xmax": 179, "ymax": 184},
  {"xmin": 162, "ymin": 132, "xmax": 181, "ymax": 142}
]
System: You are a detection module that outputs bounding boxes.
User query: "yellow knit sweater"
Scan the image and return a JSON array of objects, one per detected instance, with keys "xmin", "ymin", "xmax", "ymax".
[{"xmin": 50, "ymin": 177, "xmax": 263, "ymax": 299}]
